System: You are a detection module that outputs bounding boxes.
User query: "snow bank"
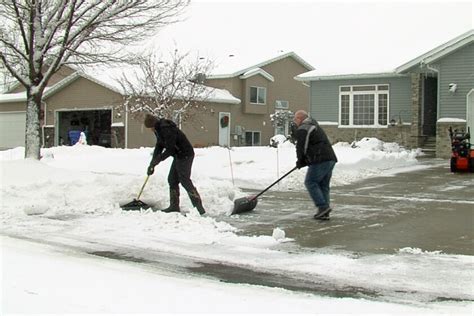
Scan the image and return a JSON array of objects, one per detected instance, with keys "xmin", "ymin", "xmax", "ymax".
[{"xmin": 1, "ymin": 139, "xmax": 424, "ymax": 217}]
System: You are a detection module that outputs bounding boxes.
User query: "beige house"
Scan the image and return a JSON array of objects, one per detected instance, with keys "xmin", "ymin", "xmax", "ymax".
[
  {"xmin": 0, "ymin": 51, "xmax": 313, "ymax": 150},
  {"xmin": 185, "ymin": 52, "xmax": 314, "ymax": 147}
]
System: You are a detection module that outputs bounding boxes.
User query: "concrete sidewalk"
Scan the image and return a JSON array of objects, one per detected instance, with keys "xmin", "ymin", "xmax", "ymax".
[{"xmin": 226, "ymin": 159, "xmax": 474, "ymax": 255}]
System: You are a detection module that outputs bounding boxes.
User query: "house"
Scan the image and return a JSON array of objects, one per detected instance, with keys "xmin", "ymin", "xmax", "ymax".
[
  {"xmin": 0, "ymin": 51, "xmax": 314, "ymax": 150},
  {"xmin": 182, "ymin": 51, "xmax": 314, "ymax": 147},
  {"xmin": 295, "ymin": 30, "xmax": 474, "ymax": 158}
]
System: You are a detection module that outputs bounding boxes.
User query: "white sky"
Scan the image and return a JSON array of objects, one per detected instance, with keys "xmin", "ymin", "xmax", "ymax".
[{"xmin": 144, "ymin": 0, "xmax": 474, "ymax": 74}]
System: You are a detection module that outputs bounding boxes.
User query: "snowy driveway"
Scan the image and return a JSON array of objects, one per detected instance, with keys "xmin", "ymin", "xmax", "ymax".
[{"xmin": 227, "ymin": 159, "xmax": 474, "ymax": 255}]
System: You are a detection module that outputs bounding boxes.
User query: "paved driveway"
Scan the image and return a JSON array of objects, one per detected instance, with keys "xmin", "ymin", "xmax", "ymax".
[{"xmin": 225, "ymin": 159, "xmax": 474, "ymax": 255}]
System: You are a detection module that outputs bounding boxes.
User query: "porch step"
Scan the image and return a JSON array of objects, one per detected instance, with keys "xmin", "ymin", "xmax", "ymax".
[{"xmin": 421, "ymin": 136, "xmax": 437, "ymax": 157}]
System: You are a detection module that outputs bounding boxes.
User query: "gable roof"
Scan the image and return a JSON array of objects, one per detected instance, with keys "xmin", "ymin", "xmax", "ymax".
[
  {"xmin": 0, "ymin": 71, "xmax": 124, "ymax": 104},
  {"xmin": 396, "ymin": 29, "xmax": 474, "ymax": 73},
  {"xmin": 208, "ymin": 51, "xmax": 314, "ymax": 79},
  {"xmin": 239, "ymin": 68, "xmax": 275, "ymax": 82}
]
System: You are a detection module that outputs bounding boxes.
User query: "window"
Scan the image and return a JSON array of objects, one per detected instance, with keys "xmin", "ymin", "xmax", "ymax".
[
  {"xmin": 250, "ymin": 87, "xmax": 266, "ymax": 104},
  {"xmin": 245, "ymin": 131, "xmax": 261, "ymax": 146},
  {"xmin": 275, "ymin": 100, "xmax": 289, "ymax": 109},
  {"xmin": 339, "ymin": 85, "xmax": 389, "ymax": 127}
]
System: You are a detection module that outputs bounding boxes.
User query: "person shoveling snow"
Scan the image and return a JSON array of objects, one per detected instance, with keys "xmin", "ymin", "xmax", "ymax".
[{"xmin": 143, "ymin": 114, "xmax": 206, "ymax": 215}]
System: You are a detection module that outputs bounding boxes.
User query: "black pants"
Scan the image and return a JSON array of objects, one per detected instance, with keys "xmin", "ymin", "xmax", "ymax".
[{"xmin": 168, "ymin": 155, "xmax": 196, "ymax": 193}]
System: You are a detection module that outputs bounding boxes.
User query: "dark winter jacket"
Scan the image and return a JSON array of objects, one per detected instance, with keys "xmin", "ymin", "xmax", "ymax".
[
  {"xmin": 295, "ymin": 118, "xmax": 337, "ymax": 167},
  {"xmin": 151, "ymin": 119, "xmax": 194, "ymax": 165}
]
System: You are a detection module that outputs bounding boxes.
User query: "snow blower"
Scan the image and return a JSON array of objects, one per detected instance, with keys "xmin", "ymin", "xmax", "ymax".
[
  {"xmin": 449, "ymin": 126, "xmax": 474, "ymax": 173},
  {"xmin": 121, "ymin": 175, "xmax": 151, "ymax": 210},
  {"xmin": 232, "ymin": 166, "xmax": 298, "ymax": 215}
]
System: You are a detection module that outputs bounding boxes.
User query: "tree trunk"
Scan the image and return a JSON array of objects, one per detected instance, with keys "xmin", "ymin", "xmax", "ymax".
[{"xmin": 25, "ymin": 90, "xmax": 42, "ymax": 160}]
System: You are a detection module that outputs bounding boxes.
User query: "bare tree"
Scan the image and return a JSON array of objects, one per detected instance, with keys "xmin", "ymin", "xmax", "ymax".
[
  {"xmin": 118, "ymin": 49, "xmax": 214, "ymax": 125},
  {"xmin": 0, "ymin": 0, "xmax": 189, "ymax": 159}
]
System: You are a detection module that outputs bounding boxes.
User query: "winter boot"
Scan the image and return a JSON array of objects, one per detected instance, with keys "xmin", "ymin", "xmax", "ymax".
[
  {"xmin": 314, "ymin": 206, "xmax": 331, "ymax": 220},
  {"xmin": 188, "ymin": 188, "xmax": 206, "ymax": 215},
  {"xmin": 161, "ymin": 188, "xmax": 180, "ymax": 213}
]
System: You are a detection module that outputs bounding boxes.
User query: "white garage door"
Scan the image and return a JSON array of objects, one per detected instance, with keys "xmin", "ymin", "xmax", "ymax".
[{"xmin": 0, "ymin": 112, "xmax": 26, "ymax": 149}]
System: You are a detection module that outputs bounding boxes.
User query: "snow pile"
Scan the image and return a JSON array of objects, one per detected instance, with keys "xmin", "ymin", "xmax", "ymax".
[
  {"xmin": 399, "ymin": 247, "xmax": 443, "ymax": 255},
  {"xmin": 272, "ymin": 227, "xmax": 286, "ymax": 240},
  {"xmin": 331, "ymin": 138, "xmax": 423, "ymax": 185},
  {"xmin": 0, "ymin": 139, "xmax": 425, "ymax": 219}
]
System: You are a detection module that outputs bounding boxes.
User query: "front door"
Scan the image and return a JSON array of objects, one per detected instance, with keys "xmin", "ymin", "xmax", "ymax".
[
  {"xmin": 422, "ymin": 77, "xmax": 438, "ymax": 136},
  {"xmin": 467, "ymin": 89, "xmax": 474, "ymax": 135},
  {"xmin": 218, "ymin": 112, "xmax": 230, "ymax": 147}
]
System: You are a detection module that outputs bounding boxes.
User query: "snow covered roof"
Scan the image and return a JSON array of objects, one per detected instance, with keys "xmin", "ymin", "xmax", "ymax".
[
  {"xmin": 295, "ymin": 70, "xmax": 405, "ymax": 81},
  {"xmin": 0, "ymin": 67, "xmax": 241, "ymax": 105},
  {"xmin": 200, "ymin": 86, "xmax": 240, "ymax": 104},
  {"xmin": 0, "ymin": 91, "xmax": 29, "ymax": 103},
  {"xmin": 239, "ymin": 68, "xmax": 274, "ymax": 82},
  {"xmin": 208, "ymin": 51, "xmax": 314, "ymax": 79},
  {"xmin": 396, "ymin": 29, "xmax": 474, "ymax": 73},
  {"xmin": 295, "ymin": 30, "xmax": 473, "ymax": 81},
  {"xmin": 0, "ymin": 87, "xmax": 51, "ymax": 104}
]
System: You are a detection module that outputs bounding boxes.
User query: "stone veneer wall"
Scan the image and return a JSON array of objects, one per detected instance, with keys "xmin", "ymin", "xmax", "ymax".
[
  {"xmin": 321, "ymin": 125, "xmax": 412, "ymax": 148},
  {"xmin": 410, "ymin": 73, "xmax": 423, "ymax": 148},
  {"xmin": 436, "ymin": 121, "xmax": 467, "ymax": 159}
]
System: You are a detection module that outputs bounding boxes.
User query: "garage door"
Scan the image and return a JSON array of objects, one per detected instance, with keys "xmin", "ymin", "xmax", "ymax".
[{"xmin": 0, "ymin": 112, "xmax": 26, "ymax": 149}]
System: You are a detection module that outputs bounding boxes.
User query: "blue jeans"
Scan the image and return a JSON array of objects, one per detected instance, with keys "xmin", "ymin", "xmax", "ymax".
[{"xmin": 304, "ymin": 160, "xmax": 336, "ymax": 209}]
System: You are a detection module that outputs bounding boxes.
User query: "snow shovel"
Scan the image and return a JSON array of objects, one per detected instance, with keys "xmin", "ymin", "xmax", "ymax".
[
  {"xmin": 232, "ymin": 166, "xmax": 298, "ymax": 215},
  {"xmin": 121, "ymin": 175, "xmax": 151, "ymax": 211}
]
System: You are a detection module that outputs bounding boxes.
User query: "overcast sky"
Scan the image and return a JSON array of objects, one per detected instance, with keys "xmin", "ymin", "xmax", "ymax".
[{"xmin": 145, "ymin": 0, "xmax": 473, "ymax": 74}]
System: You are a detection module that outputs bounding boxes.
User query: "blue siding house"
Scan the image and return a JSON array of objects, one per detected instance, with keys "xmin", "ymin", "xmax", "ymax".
[{"xmin": 296, "ymin": 30, "xmax": 474, "ymax": 158}]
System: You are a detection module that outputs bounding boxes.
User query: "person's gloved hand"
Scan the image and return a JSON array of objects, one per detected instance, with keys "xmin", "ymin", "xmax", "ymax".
[
  {"xmin": 147, "ymin": 165, "xmax": 155, "ymax": 175},
  {"xmin": 296, "ymin": 160, "xmax": 306, "ymax": 169}
]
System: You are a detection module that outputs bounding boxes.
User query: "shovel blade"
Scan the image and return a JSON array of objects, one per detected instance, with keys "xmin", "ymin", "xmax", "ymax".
[
  {"xmin": 232, "ymin": 196, "xmax": 258, "ymax": 215},
  {"xmin": 120, "ymin": 199, "xmax": 151, "ymax": 211}
]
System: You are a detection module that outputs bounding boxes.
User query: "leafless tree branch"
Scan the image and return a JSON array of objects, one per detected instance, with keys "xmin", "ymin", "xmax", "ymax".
[
  {"xmin": 0, "ymin": 0, "xmax": 189, "ymax": 159},
  {"xmin": 116, "ymin": 49, "xmax": 214, "ymax": 124}
]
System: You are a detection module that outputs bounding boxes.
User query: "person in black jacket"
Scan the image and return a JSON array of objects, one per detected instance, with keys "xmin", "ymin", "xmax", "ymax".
[
  {"xmin": 293, "ymin": 110, "xmax": 337, "ymax": 220},
  {"xmin": 144, "ymin": 114, "xmax": 205, "ymax": 215}
]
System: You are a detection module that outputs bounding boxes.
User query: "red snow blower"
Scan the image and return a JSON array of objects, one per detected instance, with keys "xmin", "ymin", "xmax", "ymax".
[{"xmin": 449, "ymin": 127, "xmax": 474, "ymax": 173}]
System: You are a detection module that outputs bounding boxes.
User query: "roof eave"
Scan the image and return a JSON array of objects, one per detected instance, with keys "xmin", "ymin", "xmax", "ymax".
[{"xmin": 295, "ymin": 72, "xmax": 405, "ymax": 81}]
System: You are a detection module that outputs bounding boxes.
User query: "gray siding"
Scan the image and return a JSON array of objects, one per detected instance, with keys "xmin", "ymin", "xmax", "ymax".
[
  {"xmin": 434, "ymin": 43, "xmax": 474, "ymax": 119},
  {"xmin": 310, "ymin": 76, "xmax": 412, "ymax": 123}
]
